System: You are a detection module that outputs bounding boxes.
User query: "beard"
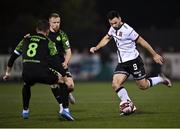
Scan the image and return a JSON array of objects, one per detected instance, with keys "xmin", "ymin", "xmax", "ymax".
[
  {"xmin": 113, "ymin": 25, "xmax": 121, "ymax": 30},
  {"xmin": 113, "ymin": 22, "xmax": 122, "ymax": 30}
]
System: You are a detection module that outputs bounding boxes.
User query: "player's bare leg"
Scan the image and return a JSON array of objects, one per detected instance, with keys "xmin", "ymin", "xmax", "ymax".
[
  {"xmin": 112, "ymin": 74, "xmax": 136, "ymax": 115},
  {"xmin": 136, "ymin": 74, "xmax": 172, "ymax": 90},
  {"xmin": 66, "ymin": 77, "xmax": 75, "ymax": 104},
  {"xmin": 57, "ymin": 75, "xmax": 74, "ymax": 120}
]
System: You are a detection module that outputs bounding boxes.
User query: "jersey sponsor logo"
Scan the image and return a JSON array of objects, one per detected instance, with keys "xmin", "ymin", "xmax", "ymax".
[
  {"xmin": 138, "ymin": 73, "xmax": 142, "ymax": 77},
  {"xmin": 118, "ymin": 31, "xmax": 122, "ymax": 37},
  {"xmin": 65, "ymin": 41, "xmax": 70, "ymax": 46},
  {"xmin": 133, "ymin": 71, "xmax": 141, "ymax": 75}
]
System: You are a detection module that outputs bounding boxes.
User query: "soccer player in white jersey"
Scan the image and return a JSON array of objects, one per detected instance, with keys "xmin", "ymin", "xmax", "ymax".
[{"xmin": 90, "ymin": 10, "xmax": 172, "ymax": 114}]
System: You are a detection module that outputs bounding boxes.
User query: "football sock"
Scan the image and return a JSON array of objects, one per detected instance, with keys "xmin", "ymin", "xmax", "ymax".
[
  {"xmin": 68, "ymin": 88, "xmax": 74, "ymax": 93},
  {"xmin": 23, "ymin": 109, "xmax": 29, "ymax": 113},
  {"xmin": 59, "ymin": 83, "xmax": 69, "ymax": 108},
  {"xmin": 148, "ymin": 76, "xmax": 164, "ymax": 87},
  {"xmin": 59, "ymin": 104, "xmax": 63, "ymax": 113},
  {"xmin": 50, "ymin": 84, "xmax": 62, "ymax": 104},
  {"xmin": 116, "ymin": 86, "xmax": 131, "ymax": 101},
  {"xmin": 22, "ymin": 84, "xmax": 31, "ymax": 110}
]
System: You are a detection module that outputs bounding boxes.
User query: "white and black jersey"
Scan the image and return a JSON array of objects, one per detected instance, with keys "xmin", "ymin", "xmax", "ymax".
[{"xmin": 108, "ymin": 23, "xmax": 139, "ymax": 63}]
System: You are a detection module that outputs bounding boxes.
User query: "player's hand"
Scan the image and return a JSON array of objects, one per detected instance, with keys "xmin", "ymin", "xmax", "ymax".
[
  {"xmin": 24, "ymin": 33, "xmax": 31, "ymax": 38},
  {"xmin": 153, "ymin": 54, "xmax": 164, "ymax": 65},
  {"xmin": 62, "ymin": 62, "xmax": 68, "ymax": 69},
  {"xmin": 90, "ymin": 47, "xmax": 97, "ymax": 53},
  {"xmin": 3, "ymin": 72, "xmax": 11, "ymax": 81}
]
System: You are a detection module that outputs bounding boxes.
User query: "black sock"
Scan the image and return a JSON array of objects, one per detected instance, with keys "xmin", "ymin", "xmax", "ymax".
[
  {"xmin": 51, "ymin": 84, "xmax": 62, "ymax": 104},
  {"xmin": 115, "ymin": 86, "xmax": 124, "ymax": 93},
  {"xmin": 148, "ymin": 78, "xmax": 153, "ymax": 87},
  {"xmin": 22, "ymin": 83, "xmax": 31, "ymax": 110},
  {"xmin": 59, "ymin": 83, "xmax": 69, "ymax": 108},
  {"xmin": 68, "ymin": 88, "xmax": 74, "ymax": 93}
]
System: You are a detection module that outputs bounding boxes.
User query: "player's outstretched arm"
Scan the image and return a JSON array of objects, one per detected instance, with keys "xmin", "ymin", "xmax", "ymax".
[
  {"xmin": 24, "ymin": 33, "xmax": 31, "ymax": 38},
  {"xmin": 136, "ymin": 36, "xmax": 164, "ymax": 65},
  {"xmin": 90, "ymin": 34, "xmax": 111, "ymax": 53},
  {"xmin": 63, "ymin": 48, "xmax": 72, "ymax": 69}
]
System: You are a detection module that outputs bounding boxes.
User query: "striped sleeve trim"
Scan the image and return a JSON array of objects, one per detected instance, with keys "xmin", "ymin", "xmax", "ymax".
[{"xmin": 14, "ymin": 50, "xmax": 21, "ymax": 55}]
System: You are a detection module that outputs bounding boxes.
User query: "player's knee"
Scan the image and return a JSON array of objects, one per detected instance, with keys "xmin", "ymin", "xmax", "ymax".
[
  {"xmin": 70, "ymin": 83, "xmax": 74, "ymax": 89},
  {"xmin": 137, "ymin": 82, "xmax": 149, "ymax": 90},
  {"xmin": 67, "ymin": 85, "xmax": 74, "ymax": 91},
  {"xmin": 65, "ymin": 81, "xmax": 74, "ymax": 90},
  {"xmin": 57, "ymin": 76, "xmax": 64, "ymax": 84},
  {"xmin": 69, "ymin": 80, "xmax": 74, "ymax": 88}
]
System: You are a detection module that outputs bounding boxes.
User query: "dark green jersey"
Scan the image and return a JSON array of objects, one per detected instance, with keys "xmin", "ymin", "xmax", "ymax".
[
  {"xmin": 48, "ymin": 30, "xmax": 70, "ymax": 62},
  {"xmin": 15, "ymin": 33, "xmax": 57, "ymax": 65}
]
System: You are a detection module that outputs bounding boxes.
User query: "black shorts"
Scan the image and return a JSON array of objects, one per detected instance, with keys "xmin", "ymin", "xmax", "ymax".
[
  {"xmin": 49, "ymin": 59, "xmax": 72, "ymax": 77},
  {"xmin": 22, "ymin": 63, "xmax": 59, "ymax": 85},
  {"xmin": 49, "ymin": 59, "xmax": 66, "ymax": 77},
  {"xmin": 114, "ymin": 56, "xmax": 146, "ymax": 80}
]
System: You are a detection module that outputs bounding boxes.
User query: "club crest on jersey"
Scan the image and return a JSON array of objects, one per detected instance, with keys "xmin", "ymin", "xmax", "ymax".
[
  {"xmin": 118, "ymin": 31, "xmax": 122, "ymax": 37},
  {"xmin": 56, "ymin": 36, "xmax": 61, "ymax": 41}
]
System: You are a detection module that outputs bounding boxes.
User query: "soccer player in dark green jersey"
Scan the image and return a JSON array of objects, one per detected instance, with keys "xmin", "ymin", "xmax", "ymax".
[
  {"xmin": 48, "ymin": 13, "xmax": 75, "ymax": 116},
  {"xmin": 3, "ymin": 19, "xmax": 74, "ymax": 120}
]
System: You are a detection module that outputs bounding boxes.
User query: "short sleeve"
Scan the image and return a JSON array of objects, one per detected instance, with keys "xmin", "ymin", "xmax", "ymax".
[
  {"xmin": 14, "ymin": 39, "xmax": 25, "ymax": 55},
  {"xmin": 107, "ymin": 27, "xmax": 114, "ymax": 37},
  {"xmin": 60, "ymin": 31, "xmax": 70, "ymax": 50},
  {"xmin": 128, "ymin": 29, "xmax": 139, "ymax": 41}
]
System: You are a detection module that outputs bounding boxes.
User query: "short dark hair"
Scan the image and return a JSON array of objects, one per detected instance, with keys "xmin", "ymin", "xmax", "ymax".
[
  {"xmin": 36, "ymin": 19, "xmax": 49, "ymax": 32},
  {"xmin": 49, "ymin": 13, "xmax": 60, "ymax": 19},
  {"xmin": 107, "ymin": 10, "xmax": 120, "ymax": 20}
]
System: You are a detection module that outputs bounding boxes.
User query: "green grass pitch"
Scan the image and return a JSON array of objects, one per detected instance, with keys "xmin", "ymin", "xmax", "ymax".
[{"xmin": 0, "ymin": 81, "xmax": 180, "ymax": 128}]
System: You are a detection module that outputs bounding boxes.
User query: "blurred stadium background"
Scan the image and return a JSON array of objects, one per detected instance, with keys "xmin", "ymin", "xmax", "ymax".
[
  {"xmin": 0, "ymin": 0, "xmax": 180, "ymax": 128},
  {"xmin": 0, "ymin": 0, "xmax": 180, "ymax": 81}
]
